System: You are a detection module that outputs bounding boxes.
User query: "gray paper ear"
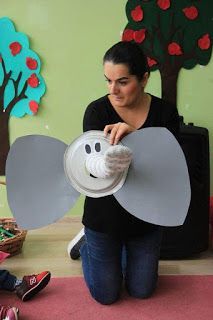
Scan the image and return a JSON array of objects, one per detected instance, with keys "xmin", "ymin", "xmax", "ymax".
[
  {"xmin": 114, "ymin": 128, "xmax": 191, "ymax": 227},
  {"xmin": 6, "ymin": 135, "xmax": 80, "ymax": 230}
]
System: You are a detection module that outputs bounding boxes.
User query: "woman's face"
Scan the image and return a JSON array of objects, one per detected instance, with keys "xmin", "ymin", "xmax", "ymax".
[{"xmin": 104, "ymin": 61, "xmax": 147, "ymax": 109}]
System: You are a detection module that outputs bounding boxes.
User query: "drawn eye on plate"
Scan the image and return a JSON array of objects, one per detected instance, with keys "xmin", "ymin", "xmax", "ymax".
[
  {"xmin": 94, "ymin": 141, "xmax": 101, "ymax": 152},
  {"xmin": 85, "ymin": 144, "xmax": 91, "ymax": 154}
]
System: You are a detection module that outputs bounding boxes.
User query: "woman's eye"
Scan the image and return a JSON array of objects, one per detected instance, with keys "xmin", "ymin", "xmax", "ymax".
[
  {"xmin": 85, "ymin": 144, "xmax": 91, "ymax": 154},
  {"xmin": 119, "ymin": 81, "xmax": 127, "ymax": 86},
  {"xmin": 95, "ymin": 142, "xmax": 101, "ymax": 152}
]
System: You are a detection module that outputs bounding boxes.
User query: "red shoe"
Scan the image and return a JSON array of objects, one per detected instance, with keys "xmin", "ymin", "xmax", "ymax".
[
  {"xmin": 0, "ymin": 305, "xmax": 19, "ymax": 320},
  {"xmin": 16, "ymin": 271, "xmax": 51, "ymax": 302}
]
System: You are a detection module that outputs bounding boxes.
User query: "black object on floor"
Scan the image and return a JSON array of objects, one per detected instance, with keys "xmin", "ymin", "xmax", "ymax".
[
  {"xmin": 160, "ymin": 117, "xmax": 210, "ymax": 259},
  {"xmin": 70, "ymin": 236, "xmax": 85, "ymax": 260}
]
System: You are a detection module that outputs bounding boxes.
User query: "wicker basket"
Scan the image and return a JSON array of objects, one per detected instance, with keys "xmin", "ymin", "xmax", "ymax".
[{"xmin": 0, "ymin": 218, "xmax": 27, "ymax": 256}]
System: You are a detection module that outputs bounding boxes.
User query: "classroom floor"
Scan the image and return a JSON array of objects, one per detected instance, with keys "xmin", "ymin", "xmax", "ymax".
[{"xmin": 3, "ymin": 216, "xmax": 213, "ymax": 279}]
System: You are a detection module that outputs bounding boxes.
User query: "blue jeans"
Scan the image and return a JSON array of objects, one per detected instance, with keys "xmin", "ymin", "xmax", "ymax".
[
  {"xmin": 0, "ymin": 269, "xmax": 16, "ymax": 291},
  {"xmin": 80, "ymin": 227, "xmax": 162, "ymax": 305}
]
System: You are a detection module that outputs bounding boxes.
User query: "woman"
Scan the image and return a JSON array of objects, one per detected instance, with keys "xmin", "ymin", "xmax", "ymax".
[{"xmin": 70, "ymin": 41, "xmax": 179, "ymax": 305}]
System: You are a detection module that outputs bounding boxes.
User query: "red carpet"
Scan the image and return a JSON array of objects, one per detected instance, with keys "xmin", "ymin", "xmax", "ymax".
[{"xmin": 1, "ymin": 275, "xmax": 213, "ymax": 320}]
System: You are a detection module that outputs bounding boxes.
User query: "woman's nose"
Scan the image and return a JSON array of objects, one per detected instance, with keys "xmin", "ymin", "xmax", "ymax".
[{"xmin": 109, "ymin": 83, "xmax": 119, "ymax": 95}]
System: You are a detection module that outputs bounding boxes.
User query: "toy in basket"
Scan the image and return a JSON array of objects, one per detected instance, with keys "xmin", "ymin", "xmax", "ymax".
[{"xmin": 0, "ymin": 218, "xmax": 27, "ymax": 256}]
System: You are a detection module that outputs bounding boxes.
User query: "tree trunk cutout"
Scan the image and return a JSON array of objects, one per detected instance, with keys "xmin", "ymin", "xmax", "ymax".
[{"xmin": 0, "ymin": 17, "xmax": 46, "ymax": 175}]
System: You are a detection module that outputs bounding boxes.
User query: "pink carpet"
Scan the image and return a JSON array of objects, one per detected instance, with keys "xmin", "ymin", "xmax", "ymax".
[{"xmin": 1, "ymin": 275, "xmax": 213, "ymax": 320}]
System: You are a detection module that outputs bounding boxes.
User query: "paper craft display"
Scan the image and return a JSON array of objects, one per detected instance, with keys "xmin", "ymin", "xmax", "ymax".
[
  {"xmin": 122, "ymin": 1, "xmax": 213, "ymax": 106},
  {"xmin": 64, "ymin": 131, "xmax": 129, "ymax": 197},
  {"xmin": 114, "ymin": 128, "xmax": 190, "ymax": 226},
  {"xmin": 6, "ymin": 128, "xmax": 191, "ymax": 230},
  {"xmin": 0, "ymin": 17, "xmax": 46, "ymax": 175},
  {"xmin": 6, "ymin": 135, "xmax": 79, "ymax": 230}
]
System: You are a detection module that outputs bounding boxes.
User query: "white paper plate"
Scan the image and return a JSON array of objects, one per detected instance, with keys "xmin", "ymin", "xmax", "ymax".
[{"xmin": 64, "ymin": 130, "xmax": 128, "ymax": 197}]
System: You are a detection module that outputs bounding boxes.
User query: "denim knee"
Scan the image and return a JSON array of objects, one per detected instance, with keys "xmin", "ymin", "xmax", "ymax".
[
  {"xmin": 126, "ymin": 280, "xmax": 157, "ymax": 299},
  {"xmin": 127, "ymin": 287, "xmax": 155, "ymax": 299},
  {"xmin": 90, "ymin": 289, "xmax": 120, "ymax": 305}
]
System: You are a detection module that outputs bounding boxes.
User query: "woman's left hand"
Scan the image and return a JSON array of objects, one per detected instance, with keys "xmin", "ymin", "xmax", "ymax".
[{"xmin": 104, "ymin": 122, "xmax": 136, "ymax": 145}]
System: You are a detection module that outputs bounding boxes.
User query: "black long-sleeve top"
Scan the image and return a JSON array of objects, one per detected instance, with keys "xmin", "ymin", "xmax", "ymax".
[{"xmin": 82, "ymin": 94, "xmax": 180, "ymax": 239}]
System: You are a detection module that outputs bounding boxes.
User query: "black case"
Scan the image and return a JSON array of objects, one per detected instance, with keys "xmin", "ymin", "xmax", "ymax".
[{"xmin": 160, "ymin": 118, "xmax": 210, "ymax": 259}]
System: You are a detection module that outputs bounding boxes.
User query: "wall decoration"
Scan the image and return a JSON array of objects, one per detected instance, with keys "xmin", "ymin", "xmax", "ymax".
[
  {"xmin": 122, "ymin": 0, "xmax": 213, "ymax": 105},
  {"xmin": 0, "ymin": 17, "xmax": 46, "ymax": 175}
]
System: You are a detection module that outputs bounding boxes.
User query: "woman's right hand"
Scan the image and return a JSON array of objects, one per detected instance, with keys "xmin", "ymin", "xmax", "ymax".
[{"xmin": 104, "ymin": 122, "xmax": 136, "ymax": 145}]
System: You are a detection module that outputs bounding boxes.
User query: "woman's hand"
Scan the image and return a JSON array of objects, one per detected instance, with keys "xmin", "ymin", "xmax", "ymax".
[{"xmin": 104, "ymin": 122, "xmax": 136, "ymax": 145}]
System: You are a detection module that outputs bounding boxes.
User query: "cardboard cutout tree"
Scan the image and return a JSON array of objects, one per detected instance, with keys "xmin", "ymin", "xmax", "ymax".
[
  {"xmin": 122, "ymin": 0, "xmax": 213, "ymax": 105},
  {"xmin": 0, "ymin": 17, "xmax": 46, "ymax": 175}
]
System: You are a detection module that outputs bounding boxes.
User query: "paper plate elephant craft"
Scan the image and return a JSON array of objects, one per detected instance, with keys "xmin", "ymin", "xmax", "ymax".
[{"xmin": 5, "ymin": 128, "xmax": 191, "ymax": 230}]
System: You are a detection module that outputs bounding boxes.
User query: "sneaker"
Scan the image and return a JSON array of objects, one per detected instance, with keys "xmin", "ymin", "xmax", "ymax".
[
  {"xmin": 67, "ymin": 228, "xmax": 85, "ymax": 260},
  {"xmin": 0, "ymin": 305, "xmax": 19, "ymax": 320},
  {"xmin": 16, "ymin": 271, "xmax": 51, "ymax": 302}
]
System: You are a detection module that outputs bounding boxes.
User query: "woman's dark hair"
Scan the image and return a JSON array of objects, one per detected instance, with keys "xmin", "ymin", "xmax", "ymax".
[{"xmin": 103, "ymin": 41, "xmax": 150, "ymax": 81}]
